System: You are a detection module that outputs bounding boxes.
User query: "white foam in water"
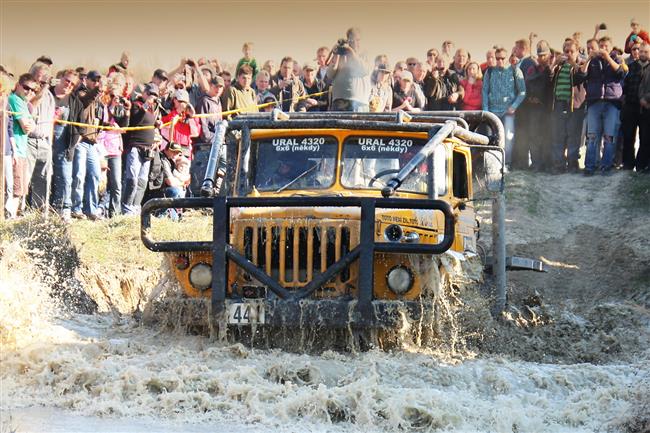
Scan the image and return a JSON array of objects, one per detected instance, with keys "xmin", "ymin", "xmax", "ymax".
[{"xmin": 1, "ymin": 241, "xmax": 648, "ymax": 433}]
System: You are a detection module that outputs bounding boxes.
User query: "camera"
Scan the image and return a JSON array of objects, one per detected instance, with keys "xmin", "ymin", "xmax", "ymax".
[
  {"xmin": 334, "ymin": 38, "xmax": 351, "ymax": 55},
  {"xmin": 186, "ymin": 60, "xmax": 196, "ymax": 67}
]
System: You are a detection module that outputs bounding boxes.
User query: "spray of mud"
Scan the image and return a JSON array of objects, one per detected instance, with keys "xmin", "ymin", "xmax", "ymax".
[{"xmin": 2, "ymin": 187, "xmax": 650, "ymax": 433}]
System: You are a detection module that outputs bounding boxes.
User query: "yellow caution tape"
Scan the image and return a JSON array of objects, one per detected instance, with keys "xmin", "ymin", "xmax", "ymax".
[{"xmin": 0, "ymin": 89, "xmax": 329, "ymax": 131}]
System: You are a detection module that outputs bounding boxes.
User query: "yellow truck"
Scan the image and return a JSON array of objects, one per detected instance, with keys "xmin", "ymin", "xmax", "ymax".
[{"xmin": 142, "ymin": 111, "xmax": 525, "ymax": 340}]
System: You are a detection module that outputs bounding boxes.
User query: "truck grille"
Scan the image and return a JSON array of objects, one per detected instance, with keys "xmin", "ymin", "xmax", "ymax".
[{"xmin": 234, "ymin": 220, "xmax": 359, "ymax": 291}]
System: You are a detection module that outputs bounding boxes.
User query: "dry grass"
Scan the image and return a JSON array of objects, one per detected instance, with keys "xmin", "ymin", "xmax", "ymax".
[{"xmin": 1, "ymin": 211, "xmax": 213, "ymax": 271}]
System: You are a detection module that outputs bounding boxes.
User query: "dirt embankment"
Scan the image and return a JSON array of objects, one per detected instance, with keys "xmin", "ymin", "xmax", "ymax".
[
  {"xmin": 473, "ymin": 171, "xmax": 650, "ymax": 365},
  {"xmin": 0, "ymin": 216, "xmax": 162, "ymax": 318}
]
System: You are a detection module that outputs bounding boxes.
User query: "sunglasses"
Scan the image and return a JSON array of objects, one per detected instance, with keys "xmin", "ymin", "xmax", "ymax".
[
  {"xmin": 22, "ymin": 84, "xmax": 37, "ymax": 93},
  {"xmin": 407, "ymin": 63, "xmax": 417, "ymax": 66},
  {"xmin": 495, "ymin": 57, "xmax": 507, "ymax": 61}
]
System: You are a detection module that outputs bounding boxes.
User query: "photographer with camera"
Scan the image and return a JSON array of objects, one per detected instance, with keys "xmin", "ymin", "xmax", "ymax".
[
  {"xmin": 271, "ymin": 56, "xmax": 308, "ymax": 112},
  {"xmin": 575, "ymin": 35, "xmax": 626, "ymax": 175},
  {"xmin": 625, "ymin": 19, "xmax": 649, "ymax": 55},
  {"xmin": 96, "ymin": 74, "xmax": 130, "ymax": 218},
  {"xmin": 70, "ymin": 70, "xmax": 106, "ymax": 220},
  {"xmin": 191, "ymin": 75, "xmax": 225, "ymax": 195},
  {"xmin": 161, "ymin": 88, "xmax": 201, "ymax": 158},
  {"xmin": 550, "ymin": 39, "xmax": 585, "ymax": 173},
  {"xmin": 122, "ymin": 83, "xmax": 161, "ymax": 215},
  {"xmin": 326, "ymin": 27, "xmax": 371, "ymax": 112}
]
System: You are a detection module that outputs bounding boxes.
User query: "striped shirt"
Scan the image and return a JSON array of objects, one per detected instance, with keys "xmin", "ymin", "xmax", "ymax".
[{"xmin": 554, "ymin": 63, "xmax": 572, "ymax": 102}]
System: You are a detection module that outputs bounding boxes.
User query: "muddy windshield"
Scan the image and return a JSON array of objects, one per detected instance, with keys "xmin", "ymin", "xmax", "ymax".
[
  {"xmin": 341, "ymin": 136, "xmax": 447, "ymax": 194},
  {"xmin": 252, "ymin": 136, "xmax": 338, "ymax": 191}
]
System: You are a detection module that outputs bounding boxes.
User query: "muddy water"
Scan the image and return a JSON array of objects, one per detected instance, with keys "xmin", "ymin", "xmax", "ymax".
[{"xmin": 2, "ymin": 241, "xmax": 648, "ymax": 433}]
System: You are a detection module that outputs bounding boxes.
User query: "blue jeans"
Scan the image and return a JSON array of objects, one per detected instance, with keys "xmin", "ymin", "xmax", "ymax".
[
  {"xmin": 585, "ymin": 101, "xmax": 620, "ymax": 171},
  {"xmin": 52, "ymin": 135, "xmax": 73, "ymax": 214},
  {"xmin": 552, "ymin": 102, "xmax": 585, "ymax": 168},
  {"xmin": 72, "ymin": 141, "xmax": 101, "ymax": 216},
  {"xmin": 122, "ymin": 147, "xmax": 151, "ymax": 215},
  {"xmin": 100, "ymin": 156, "xmax": 121, "ymax": 217},
  {"xmin": 164, "ymin": 186, "xmax": 185, "ymax": 221}
]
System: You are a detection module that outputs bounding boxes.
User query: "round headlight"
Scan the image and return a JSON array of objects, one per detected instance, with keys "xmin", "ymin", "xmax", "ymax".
[
  {"xmin": 384, "ymin": 224, "xmax": 403, "ymax": 242},
  {"xmin": 189, "ymin": 263, "xmax": 212, "ymax": 291},
  {"xmin": 386, "ymin": 266, "xmax": 413, "ymax": 295}
]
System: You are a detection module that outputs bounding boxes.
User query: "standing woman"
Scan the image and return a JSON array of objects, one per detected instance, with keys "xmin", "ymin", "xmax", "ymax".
[
  {"xmin": 460, "ymin": 61, "xmax": 483, "ymax": 111},
  {"xmin": 369, "ymin": 64, "xmax": 393, "ymax": 112},
  {"xmin": 96, "ymin": 73, "xmax": 129, "ymax": 218}
]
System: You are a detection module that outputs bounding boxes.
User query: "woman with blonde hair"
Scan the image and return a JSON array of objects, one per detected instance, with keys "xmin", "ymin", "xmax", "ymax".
[
  {"xmin": 460, "ymin": 61, "xmax": 483, "ymax": 111},
  {"xmin": 96, "ymin": 72, "xmax": 129, "ymax": 217}
]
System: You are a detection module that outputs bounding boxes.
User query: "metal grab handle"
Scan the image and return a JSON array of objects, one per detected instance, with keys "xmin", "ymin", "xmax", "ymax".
[{"xmin": 141, "ymin": 197, "xmax": 214, "ymax": 252}]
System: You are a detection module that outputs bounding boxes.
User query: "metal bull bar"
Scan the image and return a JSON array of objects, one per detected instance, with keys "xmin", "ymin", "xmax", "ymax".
[{"xmin": 141, "ymin": 196, "xmax": 455, "ymax": 325}]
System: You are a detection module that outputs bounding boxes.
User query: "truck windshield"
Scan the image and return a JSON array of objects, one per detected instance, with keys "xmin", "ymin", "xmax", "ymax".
[
  {"xmin": 341, "ymin": 136, "xmax": 445, "ymax": 194},
  {"xmin": 252, "ymin": 136, "xmax": 338, "ymax": 191}
]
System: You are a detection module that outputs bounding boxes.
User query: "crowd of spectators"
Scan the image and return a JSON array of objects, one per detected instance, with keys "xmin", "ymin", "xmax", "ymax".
[{"xmin": 1, "ymin": 20, "xmax": 650, "ymax": 221}]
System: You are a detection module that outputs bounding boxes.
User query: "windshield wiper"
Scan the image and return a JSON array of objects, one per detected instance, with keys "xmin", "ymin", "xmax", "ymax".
[{"xmin": 275, "ymin": 160, "xmax": 322, "ymax": 193}]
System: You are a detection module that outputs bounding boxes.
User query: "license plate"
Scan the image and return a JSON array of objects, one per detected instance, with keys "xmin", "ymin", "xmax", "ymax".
[{"xmin": 228, "ymin": 303, "xmax": 265, "ymax": 325}]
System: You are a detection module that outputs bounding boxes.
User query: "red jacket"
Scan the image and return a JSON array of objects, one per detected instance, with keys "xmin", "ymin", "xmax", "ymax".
[
  {"xmin": 460, "ymin": 79, "xmax": 482, "ymax": 111},
  {"xmin": 162, "ymin": 110, "xmax": 201, "ymax": 152}
]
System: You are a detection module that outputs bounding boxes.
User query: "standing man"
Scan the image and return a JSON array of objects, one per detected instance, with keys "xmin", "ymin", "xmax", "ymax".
[
  {"xmin": 71, "ymin": 70, "xmax": 104, "ymax": 220},
  {"xmin": 450, "ymin": 49, "xmax": 470, "ymax": 79},
  {"xmin": 620, "ymin": 42, "xmax": 648, "ymax": 170},
  {"xmin": 327, "ymin": 27, "xmax": 371, "ymax": 112},
  {"xmin": 315, "ymin": 46, "xmax": 331, "ymax": 86},
  {"xmin": 51, "ymin": 69, "xmax": 81, "ymax": 221},
  {"xmin": 575, "ymin": 36, "xmax": 626, "ymax": 175},
  {"xmin": 550, "ymin": 40, "xmax": 584, "ymax": 173},
  {"xmin": 271, "ymin": 57, "xmax": 308, "ymax": 112},
  {"xmin": 122, "ymin": 83, "xmax": 159, "ymax": 215},
  {"xmin": 25, "ymin": 61, "xmax": 56, "ymax": 209},
  {"xmin": 302, "ymin": 62, "xmax": 328, "ymax": 112},
  {"xmin": 482, "ymin": 47, "xmax": 526, "ymax": 170},
  {"xmin": 191, "ymin": 76, "xmax": 225, "ymax": 195},
  {"xmin": 224, "ymin": 65, "xmax": 258, "ymax": 119},
  {"xmin": 6, "ymin": 74, "xmax": 37, "ymax": 218},
  {"xmin": 423, "ymin": 55, "xmax": 462, "ymax": 111},
  {"xmin": 514, "ymin": 40, "xmax": 553, "ymax": 171},
  {"xmin": 635, "ymin": 43, "xmax": 650, "ymax": 173}
]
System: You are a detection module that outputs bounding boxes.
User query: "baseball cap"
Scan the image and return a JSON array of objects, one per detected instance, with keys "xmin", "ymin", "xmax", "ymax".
[
  {"xmin": 400, "ymin": 71, "xmax": 414, "ymax": 82},
  {"xmin": 153, "ymin": 68, "xmax": 168, "ymax": 81},
  {"xmin": 209, "ymin": 76, "xmax": 225, "ymax": 87},
  {"xmin": 303, "ymin": 62, "xmax": 317, "ymax": 71},
  {"xmin": 167, "ymin": 142, "xmax": 183, "ymax": 153},
  {"xmin": 173, "ymin": 89, "xmax": 190, "ymax": 102},
  {"xmin": 144, "ymin": 82, "xmax": 159, "ymax": 96},
  {"xmin": 87, "ymin": 70, "xmax": 102, "ymax": 81},
  {"xmin": 263, "ymin": 95, "xmax": 277, "ymax": 104},
  {"xmin": 536, "ymin": 40, "xmax": 551, "ymax": 56}
]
